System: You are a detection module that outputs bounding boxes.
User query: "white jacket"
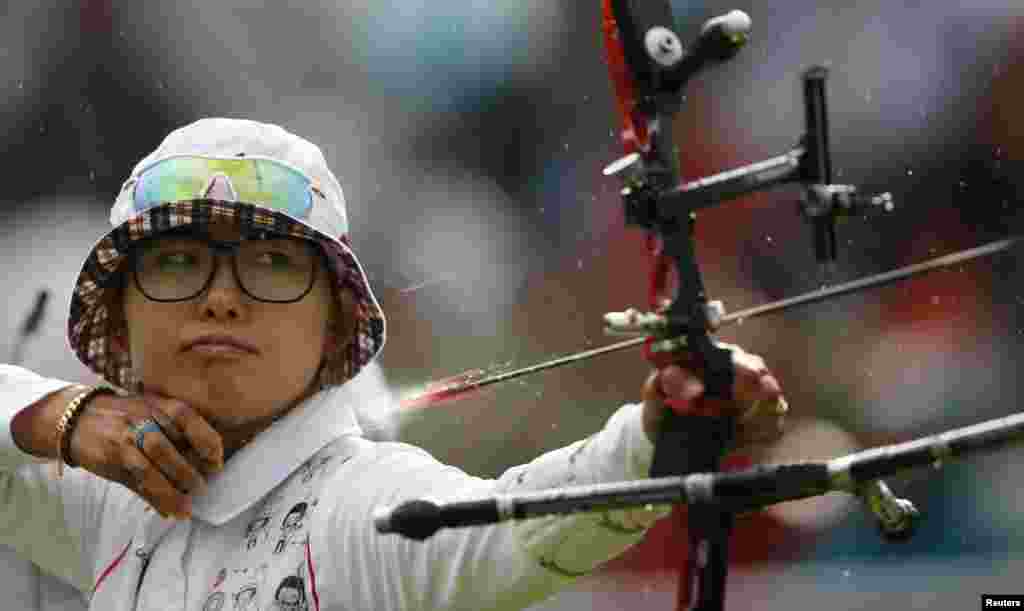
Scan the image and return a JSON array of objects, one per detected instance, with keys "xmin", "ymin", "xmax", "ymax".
[{"xmin": 0, "ymin": 365, "xmax": 669, "ymax": 611}]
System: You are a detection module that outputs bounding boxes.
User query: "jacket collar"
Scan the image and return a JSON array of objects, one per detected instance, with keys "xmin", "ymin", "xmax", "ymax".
[{"xmin": 189, "ymin": 381, "xmax": 364, "ymax": 525}]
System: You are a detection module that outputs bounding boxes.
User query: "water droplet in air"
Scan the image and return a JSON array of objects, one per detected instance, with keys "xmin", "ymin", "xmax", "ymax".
[
  {"xmin": 89, "ymin": 170, "xmax": 96, "ymax": 182},
  {"xmin": 577, "ymin": 259, "xmax": 583, "ymax": 270},
  {"xmin": 17, "ymin": 81, "xmax": 24, "ymax": 90},
  {"xmin": 906, "ymin": 169, "xmax": 913, "ymax": 176}
]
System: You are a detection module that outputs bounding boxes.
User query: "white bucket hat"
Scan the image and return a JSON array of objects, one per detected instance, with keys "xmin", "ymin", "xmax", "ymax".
[{"xmin": 68, "ymin": 118, "xmax": 386, "ymax": 391}]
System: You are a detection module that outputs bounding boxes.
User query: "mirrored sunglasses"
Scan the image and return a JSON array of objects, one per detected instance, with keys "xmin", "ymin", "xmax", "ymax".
[{"xmin": 129, "ymin": 156, "xmax": 325, "ymax": 219}]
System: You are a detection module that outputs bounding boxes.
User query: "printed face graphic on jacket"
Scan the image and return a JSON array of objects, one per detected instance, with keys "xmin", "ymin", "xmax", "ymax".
[
  {"xmin": 275, "ymin": 502, "xmax": 309, "ymax": 554},
  {"xmin": 202, "ymin": 591, "xmax": 226, "ymax": 611},
  {"xmin": 245, "ymin": 515, "xmax": 272, "ymax": 549},
  {"xmin": 273, "ymin": 575, "xmax": 309, "ymax": 611},
  {"xmin": 233, "ymin": 584, "xmax": 258, "ymax": 610}
]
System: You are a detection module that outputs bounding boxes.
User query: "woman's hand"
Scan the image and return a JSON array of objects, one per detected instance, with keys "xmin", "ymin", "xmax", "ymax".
[
  {"xmin": 67, "ymin": 392, "xmax": 224, "ymax": 519},
  {"xmin": 640, "ymin": 342, "xmax": 787, "ymax": 451}
]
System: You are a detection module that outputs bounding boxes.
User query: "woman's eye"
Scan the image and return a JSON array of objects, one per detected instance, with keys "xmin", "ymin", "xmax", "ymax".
[{"xmin": 159, "ymin": 252, "xmax": 197, "ymax": 268}]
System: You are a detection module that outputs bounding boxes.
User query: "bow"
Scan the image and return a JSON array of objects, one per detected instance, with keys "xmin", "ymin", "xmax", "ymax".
[
  {"xmin": 375, "ymin": 5, "xmax": 1021, "ymax": 610},
  {"xmin": 600, "ymin": 4, "xmax": 910, "ymax": 608}
]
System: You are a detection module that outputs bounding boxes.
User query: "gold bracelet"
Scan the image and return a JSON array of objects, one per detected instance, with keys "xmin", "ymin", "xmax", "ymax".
[{"xmin": 55, "ymin": 383, "xmax": 117, "ymax": 478}]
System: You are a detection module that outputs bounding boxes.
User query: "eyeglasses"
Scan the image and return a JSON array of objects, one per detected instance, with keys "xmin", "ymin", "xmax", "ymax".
[
  {"xmin": 129, "ymin": 155, "xmax": 324, "ymax": 218},
  {"xmin": 129, "ymin": 231, "xmax": 323, "ymax": 303}
]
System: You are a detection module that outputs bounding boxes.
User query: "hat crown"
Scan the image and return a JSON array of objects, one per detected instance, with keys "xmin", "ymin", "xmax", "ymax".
[{"xmin": 113, "ymin": 118, "xmax": 349, "ymax": 238}]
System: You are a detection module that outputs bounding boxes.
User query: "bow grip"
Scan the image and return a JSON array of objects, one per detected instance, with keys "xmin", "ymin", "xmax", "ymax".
[{"xmin": 648, "ymin": 337, "xmax": 736, "ymax": 477}]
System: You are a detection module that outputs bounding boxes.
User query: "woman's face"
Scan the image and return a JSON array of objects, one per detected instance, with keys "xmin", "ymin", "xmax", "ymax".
[{"xmin": 117, "ymin": 220, "xmax": 345, "ymax": 436}]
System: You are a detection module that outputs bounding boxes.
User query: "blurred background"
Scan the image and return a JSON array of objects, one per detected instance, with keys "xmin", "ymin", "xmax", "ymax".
[{"xmin": 1, "ymin": 0, "xmax": 1022, "ymax": 609}]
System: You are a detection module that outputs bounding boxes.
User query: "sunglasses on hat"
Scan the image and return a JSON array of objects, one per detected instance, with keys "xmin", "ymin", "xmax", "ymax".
[{"xmin": 128, "ymin": 155, "xmax": 325, "ymax": 220}]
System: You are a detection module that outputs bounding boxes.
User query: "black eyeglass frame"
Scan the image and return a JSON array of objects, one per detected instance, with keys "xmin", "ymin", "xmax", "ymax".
[{"xmin": 125, "ymin": 229, "xmax": 327, "ymax": 304}]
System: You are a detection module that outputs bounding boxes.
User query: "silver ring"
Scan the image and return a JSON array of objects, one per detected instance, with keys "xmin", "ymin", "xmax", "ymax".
[{"xmin": 129, "ymin": 419, "xmax": 165, "ymax": 451}]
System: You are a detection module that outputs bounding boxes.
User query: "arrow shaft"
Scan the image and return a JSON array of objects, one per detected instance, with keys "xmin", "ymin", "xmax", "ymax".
[{"xmin": 399, "ymin": 237, "xmax": 1018, "ymax": 409}]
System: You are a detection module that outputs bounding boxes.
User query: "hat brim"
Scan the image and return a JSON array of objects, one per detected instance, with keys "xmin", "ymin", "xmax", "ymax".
[{"xmin": 68, "ymin": 199, "xmax": 386, "ymax": 391}]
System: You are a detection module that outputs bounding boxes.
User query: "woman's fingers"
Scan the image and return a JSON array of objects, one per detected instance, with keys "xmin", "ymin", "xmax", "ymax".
[
  {"xmin": 118, "ymin": 447, "xmax": 194, "ymax": 520},
  {"xmin": 641, "ymin": 343, "xmax": 787, "ymax": 449},
  {"xmin": 143, "ymin": 394, "xmax": 224, "ymax": 473},
  {"xmin": 131, "ymin": 422, "xmax": 208, "ymax": 498}
]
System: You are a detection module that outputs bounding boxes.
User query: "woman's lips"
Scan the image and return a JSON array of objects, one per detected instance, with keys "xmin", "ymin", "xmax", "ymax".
[
  {"xmin": 188, "ymin": 343, "xmax": 254, "ymax": 356},
  {"xmin": 182, "ymin": 334, "xmax": 259, "ymax": 355}
]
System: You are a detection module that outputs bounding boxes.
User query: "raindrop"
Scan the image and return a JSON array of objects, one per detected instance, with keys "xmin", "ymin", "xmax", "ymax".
[
  {"xmin": 38, "ymin": 124, "xmax": 46, "ymax": 135},
  {"xmin": 958, "ymin": 180, "xmax": 967, "ymax": 190},
  {"xmin": 736, "ymin": 317, "xmax": 745, "ymax": 326},
  {"xmin": 16, "ymin": 80, "xmax": 24, "ymax": 90},
  {"xmin": 577, "ymin": 259, "xmax": 583, "ymax": 270},
  {"xmin": 841, "ymin": 568, "xmax": 853, "ymax": 579},
  {"xmin": 932, "ymin": 459, "xmax": 943, "ymax": 470},
  {"xmin": 538, "ymin": 206, "xmax": 545, "ymax": 214},
  {"xmin": 563, "ymin": 142, "xmax": 569, "ymax": 151},
  {"xmin": 551, "ymin": 422, "xmax": 557, "ymax": 430},
  {"xmin": 765, "ymin": 235, "xmax": 773, "ymax": 244},
  {"xmin": 583, "ymin": 95, "xmax": 591, "ymax": 103},
  {"xmin": 89, "ymin": 170, "xmax": 96, "ymax": 182},
  {"xmin": 905, "ymin": 168, "xmax": 913, "ymax": 176}
]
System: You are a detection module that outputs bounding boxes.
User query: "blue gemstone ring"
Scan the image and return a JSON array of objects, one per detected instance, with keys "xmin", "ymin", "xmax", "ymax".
[{"xmin": 130, "ymin": 418, "xmax": 165, "ymax": 451}]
